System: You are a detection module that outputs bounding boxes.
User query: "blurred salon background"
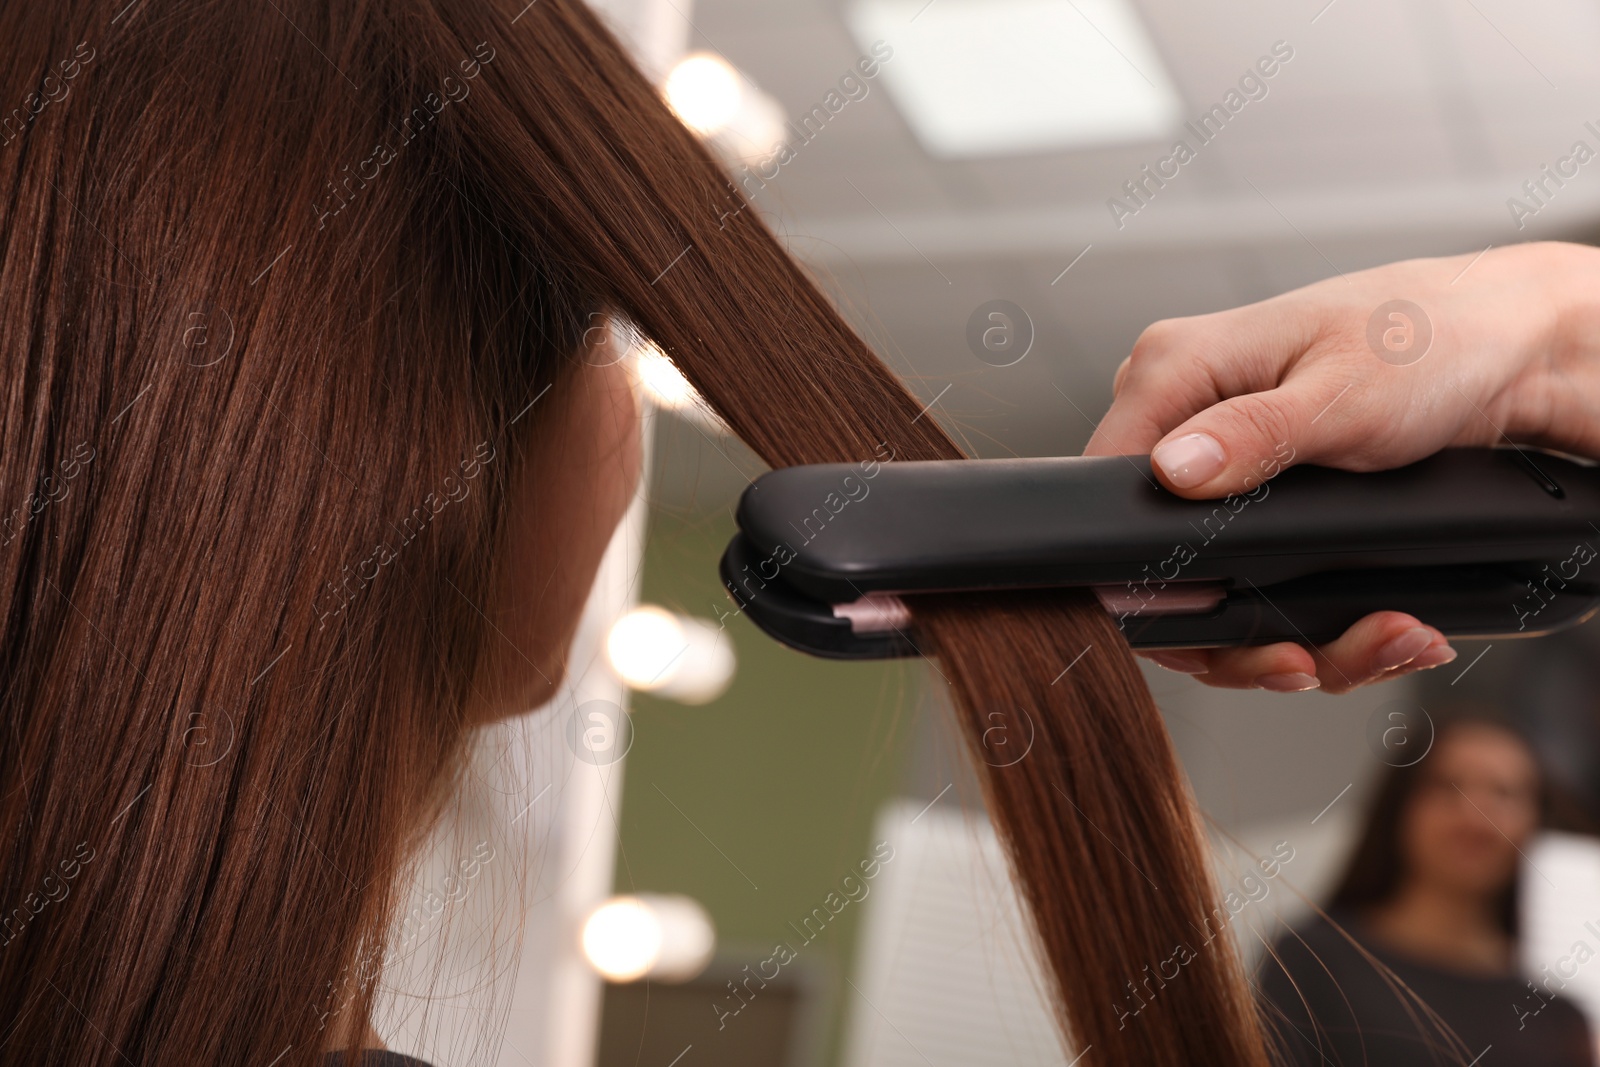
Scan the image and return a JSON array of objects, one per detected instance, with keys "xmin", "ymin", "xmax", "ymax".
[{"xmin": 386, "ymin": 1, "xmax": 1600, "ymax": 1064}]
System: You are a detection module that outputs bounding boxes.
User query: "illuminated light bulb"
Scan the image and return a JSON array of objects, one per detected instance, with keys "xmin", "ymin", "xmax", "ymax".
[
  {"xmin": 581, "ymin": 894, "xmax": 716, "ymax": 983},
  {"xmin": 606, "ymin": 607, "xmax": 736, "ymax": 705},
  {"xmin": 581, "ymin": 897, "xmax": 662, "ymax": 982},
  {"xmin": 633, "ymin": 343, "xmax": 701, "ymax": 411},
  {"xmin": 607, "ymin": 606, "xmax": 686, "ymax": 690},
  {"xmin": 714, "ymin": 88, "xmax": 786, "ymax": 166},
  {"xmin": 629, "ymin": 337, "xmax": 729, "ymax": 433},
  {"xmin": 665, "ymin": 53, "xmax": 743, "ymax": 135}
]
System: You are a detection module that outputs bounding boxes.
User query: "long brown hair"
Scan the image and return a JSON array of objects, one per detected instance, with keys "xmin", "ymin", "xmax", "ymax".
[{"xmin": 0, "ymin": 1, "xmax": 1269, "ymax": 1064}]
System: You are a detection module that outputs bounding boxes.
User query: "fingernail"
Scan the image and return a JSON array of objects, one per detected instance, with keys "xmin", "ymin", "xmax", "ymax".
[
  {"xmin": 1152, "ymin": 433, "xmax": 1226, "ymax": 489},
  {"xmin": 1403, "ymin": 645, "xmax": 1458, "ymax": 671},
  {"xmin": 1147, "ymin": 651, "xmax": 1209, "ymax": 675},
  {"xmin": 1255, "ymin": 672, "xmax": 1321, "ymax": 692},
  {"xmin": 1372, "ymin": 626, "xmax": 1434, "ymax": 672}
]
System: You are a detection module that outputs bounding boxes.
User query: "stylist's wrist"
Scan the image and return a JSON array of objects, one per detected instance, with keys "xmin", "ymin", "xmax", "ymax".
[{"xmin": 1514, "ymin": 240, "xmax": 1600, "ymax": 461}]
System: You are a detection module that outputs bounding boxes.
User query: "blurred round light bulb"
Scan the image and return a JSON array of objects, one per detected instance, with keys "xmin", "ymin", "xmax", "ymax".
[
  {"xmin": 581, "ymin": 894, "xmax": 715, "ymax": 983},
  {"xmin": 633, "ymin": 343, "xmax": 701, "ymax": 412},
  {"xmin": 665, "ymin": 54, "xmax": 743, "ymax": 134},
  {"xmin": 632, "ymin": 341, "xmax": 727, "ymax": 432},
  {"xmin": 582, "ymin": 897, "xmax": 662, "ymax": 982},
  {"xmin": 606, "ymin": 607, "xmax": 735, "ymax": 705},
  {"xmin": 606, "ymin": 607, "xmax": 687, "ymax": 690}
]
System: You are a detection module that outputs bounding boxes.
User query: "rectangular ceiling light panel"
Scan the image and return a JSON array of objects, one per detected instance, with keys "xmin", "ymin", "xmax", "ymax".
[{"xmin": 848, "ymin": 0, "xmax": 1183, "ymax": 157}]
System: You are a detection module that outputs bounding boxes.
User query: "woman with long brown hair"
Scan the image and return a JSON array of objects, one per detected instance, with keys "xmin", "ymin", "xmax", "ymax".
[
  {"xmin": 4, "ymin": 0, "xmax": 1592, "ymax": 1064},
  {"xmin": 1258, "ymin": 712, "xmax": 1596, "ymax": 1065},
  {"xmin": 1, "ymin": 1, "xmax": 1280, "ymax": 1061}
]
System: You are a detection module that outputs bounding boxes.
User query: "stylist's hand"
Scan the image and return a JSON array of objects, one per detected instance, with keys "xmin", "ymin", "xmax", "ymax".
[{"xmin": 1087, "ymin": 241, "xmax": 1600, "ymax": 694}]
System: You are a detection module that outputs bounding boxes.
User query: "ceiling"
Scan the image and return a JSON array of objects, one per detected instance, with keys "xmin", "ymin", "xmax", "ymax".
[{"xmin": 645, "ymin": 0, "xmax": 1600, "ymax": 506}]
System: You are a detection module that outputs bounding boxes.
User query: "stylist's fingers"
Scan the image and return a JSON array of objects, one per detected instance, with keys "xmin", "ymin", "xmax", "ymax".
[
  {"xmin": 1293, "ymin": 611, "xmax": 1455, "ymax": 693},
  {"xmin": 1110, "ymin": 353, "xmax": 1133, "ymax": 397},
  {"xmin": 1088, "ymin": 307, "xmax": 1330, "ymax": 477},
  {"xmin": 1144, "ymin": 642, "xmax": 1319, "ymax": 691},
  {"xmin": 1147, "ymin": 611, "xmax": 1456, "ymax": 695},
  {"xmin": 1089, "ymin": 316, "xmax": 1246, "ymax": 457},
  {"xmin": 1146, "ymin": 377, "xmax": 1358, "ymax": 498},
  {"xmin": 1101, "ymin": 307, "xmax": 1360, "ymax": 496}
]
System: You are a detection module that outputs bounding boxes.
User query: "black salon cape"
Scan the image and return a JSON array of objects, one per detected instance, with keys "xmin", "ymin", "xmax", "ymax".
[
  {"xmin": 1257, "ymin": 910, "xmax": 1595, "ymax": 1066},
  {"xmin": 322, "ymin": 1053, "xmax": 433, "ymax": 1066}
]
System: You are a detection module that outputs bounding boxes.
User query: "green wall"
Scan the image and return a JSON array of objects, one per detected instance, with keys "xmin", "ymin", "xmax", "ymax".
[{"xmin": 613, "ymin": 506, "xmax": 921, "ymax": 1066}]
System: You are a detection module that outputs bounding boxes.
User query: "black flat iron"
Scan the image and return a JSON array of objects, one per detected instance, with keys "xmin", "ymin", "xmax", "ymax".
[{"xmin": 717, "ymin": 447, "xmax": 1600, "ymax": 659}]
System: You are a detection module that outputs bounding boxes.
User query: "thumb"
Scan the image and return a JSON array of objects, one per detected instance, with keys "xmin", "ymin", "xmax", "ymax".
[{"xmin": 1148, "ymin": 383, "xmax": 1333, "ymax": 498}]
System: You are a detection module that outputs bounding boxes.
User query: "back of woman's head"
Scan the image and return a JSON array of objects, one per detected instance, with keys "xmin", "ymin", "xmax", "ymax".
[
  {"xmin": 0, "ymin": 1, "xmax": 1273, "ymax": 1064},
  {"xmin": 0, "ymin": 2, "xmax": 587, "ymax": 1062}
]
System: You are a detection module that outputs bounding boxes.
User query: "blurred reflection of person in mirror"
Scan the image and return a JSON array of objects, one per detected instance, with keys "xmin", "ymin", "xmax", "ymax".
[{"xmin": 1258, "ymin": 712, "xmax": 1598, "ymax": 1066}]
